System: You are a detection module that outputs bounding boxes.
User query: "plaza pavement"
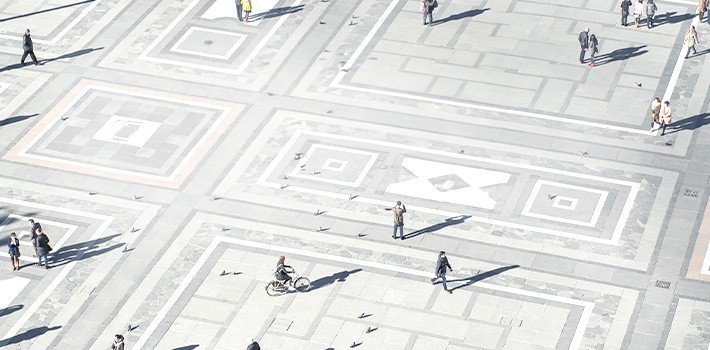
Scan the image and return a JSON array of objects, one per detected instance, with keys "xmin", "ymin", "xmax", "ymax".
[{"xmin": 0, "ymin": 0, "xmax": 709, "ymax": 349}]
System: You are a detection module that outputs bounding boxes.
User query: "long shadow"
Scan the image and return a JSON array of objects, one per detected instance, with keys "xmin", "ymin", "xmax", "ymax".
[
  {"xmin": 0, "ymin": 47, "xmax": 103, "ymax": 73},
  {"xmin": 0, "ymin": 114, "xmax": 39, "ymax": 127},
  {"xmin": 309, "ymin": 269, "xmax": 362, "ymax": 290},
  {"xmin": 664, "ymin": 113, "xmax": 710, "ymax": 135},
  {"xmin": 593, "ymin": 45, "xmax": 647, "ymax": 66},
  {"xmin": 0, "ymin": 304, "xmax": 23, "ymax": 318},
  {"xmin": 0, "ymin": 0, "xmax": 95, "ymax": 23},
  {"xmin": 689, "ymin": 48, "xmax": 710, "ymax": 58},
  {"xmin": 0, "ymin": 212, "xmax": 39, "ymax": 226},
  {"xmin": 249, "ymin": 5, "xmax": 304, "ymax": 21},
  {"xmin": 0, "ymin": 325, "xmax": 61, "ymax": 346},
  {"xmin": 447, "ymin": 265, "xmax": 519, "ymax": 291},
  {"xmin": 653, "ymin": 11, "xmax": 695, "ymax": 27},
  {"xmin": 433, "ymin": 8, "xmax": 489, "ymax": 25},
  {"xmin": 49, "ymin": 234, "xmax": 121, "ymax": 267},
  {"xmin": 172, "ymin": 346, "xmax": 199, "ymax": 350},
  {"xmin": 403, "ymin": 215, "xmax": 471, "ymax": 240}
]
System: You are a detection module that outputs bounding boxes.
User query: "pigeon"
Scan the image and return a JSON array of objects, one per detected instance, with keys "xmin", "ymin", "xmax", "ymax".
[{"xmin": 634, "ymin": 81, "xmax": 642, "ymax": 87}]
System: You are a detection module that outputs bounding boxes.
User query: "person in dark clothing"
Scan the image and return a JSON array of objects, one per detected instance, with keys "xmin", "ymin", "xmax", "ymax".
[
  {"xmin": 422, "ymin": 0, "xmax": 436, "ymax": 26},
  {"xmin": 28, "ymin": 219, "xmax": 41, "ymax": 258},
  {"xmin": 247, "ymin": 338, "xmax": 261, "ymax": 350},
  {"xmin": 234, "ymin": 0, "xmax": 243, "ymax": 21},
  {"xmin": 21, "ymin": 29, "xmax": 38, "ymax": 66},
  {"xmin": 578, "ymin": 28, "xmax": 589, "ymax": 63},
  {"xmin": 431, "ymin": 251, "xmax": 453, "ymax": 294},
  {"xmin": 620, "ymin": 0, "xmax": 632, "ymax": 26},
  {"xmin": 588, "ymin": 34, "xmax": 599, "ymax": 67},
  {"xmin": 275, "ymin": 256, "xmax": 292, "ymax": 285},
  {"xmin": 8, "ymin": 232, "xmax": 21, "ymax": 271},
  {"xmin": 111, "ymin": 334, "xmax": 124, "ymax": 350},
  {"xmin": 645, "ymin": 0, "xmax": 657, "ymax": 28},
  {"xmin": 36, "ymin": 229, "xmax": 51, "ymax": 269}
]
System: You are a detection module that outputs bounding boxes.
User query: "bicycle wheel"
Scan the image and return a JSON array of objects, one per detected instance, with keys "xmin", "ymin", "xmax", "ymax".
[
  {"xmin": 265, "ymin": 281, "xmax": 282, "ymax": 296},
  {"xmin": 293, "ymin": 277, "xmax": 311, "ymax": 292}
]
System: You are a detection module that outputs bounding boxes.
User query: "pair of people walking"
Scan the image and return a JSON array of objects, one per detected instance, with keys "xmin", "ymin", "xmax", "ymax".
[
  {"xmin": 28, "ymin": 219, "xmax": 52, "ymax": 269},
  {"xmin": 421, "ymin": 0, "xmax": 438, "ymax": 26},
  {"xmin": 578, "ymin": 28, "xmax": 600, "ymax": 66},
  {"xmin": 235, "ymin": 0, "xmax": 252, "ymax": 23},
  {"xmin": 649, "ymin": 98, "xmax": 672, "ymax": 135}
]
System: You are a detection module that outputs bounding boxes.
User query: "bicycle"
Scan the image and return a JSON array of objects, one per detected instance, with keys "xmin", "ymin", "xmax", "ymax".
[{"xmin": 265, "ymin": 268, "xmax": 311, "ymax": 296}]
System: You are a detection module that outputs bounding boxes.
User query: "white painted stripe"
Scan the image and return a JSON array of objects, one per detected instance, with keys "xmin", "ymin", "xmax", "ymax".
[
  {"xmin": 0, "ymin": 0, "xmax": 102, "ymax": 45},
  {"xmin": 134, "ymin": 236, "xmax": 594, "ymax": 350},
  {"xmin": 663, "ymin": 16, "xmax": 701, "ymax": 103}
]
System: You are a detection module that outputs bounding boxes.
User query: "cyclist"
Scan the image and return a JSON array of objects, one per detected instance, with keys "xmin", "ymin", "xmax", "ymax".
[{"xmin": 275, "ymin": 256, "xmax": 292, "ymax": 285}]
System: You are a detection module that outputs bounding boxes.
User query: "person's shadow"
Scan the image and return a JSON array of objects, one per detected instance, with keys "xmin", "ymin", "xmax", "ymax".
[
  {"xmin": 433, "ymin": 8, "xmax": 489, "ymax": 26},
  {"xmin": 447, "ymin": 265, "xmax": 519, "ymax": 291},
  {"xmin": 0, "ymin": 304, "xmax": 23, "ymax": 317},
  {"xmin": 249, "ymin": 5, "xmax": 304, "ymax": 21},
  {"xmin": 653, "ymin": 11, "xmax": 695, "ymax": 27},
  {"xmin": 0, "ymin": 47, "xmax": 103, "ymax": 73},
  {"xmin": 593, "ymin": 45, "xmax": 647, "ymax": 66},
  {"xmin": 0, "ymin": 325, "xmax": 61, "ymax": 346},
  {"xmin": 403, "ymin": 215, "xmax": 471, "ymax": 240},
  {"xmin": 0, "ymin": 114, "xmax": 39, "ymax": 127},
  {"xmin": 309, "ymin": 269, "xmax": 362, "ymax": 290},
  {"xmin": 664, "ymin": 113, "xmax": 710, "ymax": 135}
]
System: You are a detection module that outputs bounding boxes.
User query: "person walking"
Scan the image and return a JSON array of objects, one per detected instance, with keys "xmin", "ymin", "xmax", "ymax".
[
  {"xmin": 633, "ymin": 0, "xmax": 644, "ymax": 28},
  {"xmin": 241, "ymin": 0, "xmax": 252, "ymax": 23},
  {"xmin": 36, "ymin": 228, "xmax": 52, "ymax": 269},
  {"xmin": 588, "ymin": 34, "xmax": 599, "ymax": 67},
  {"xmin": 111, "ymin": 334, "xmax": 125, "ymax": 350},
  {"xmin": 685, "ymin": 26, "xmax": 699, "ymax": 58},
  {"xmin": 28, "ymin": 219, "xmax": 41, "ymax": 258},
  {"xmin": 645, "ymin": 0, "xmax": 657, "ymax": 28},
  {"xmin": 247, "ymin": 338, "xmax": 261, "ymax": 350},
  {"xmin": 392, "ymin": 200, "xmax": 406, "ymax": 240},
  {"xmin": 698, "ymin": 0, "xmax": 708, "ymax": 21},
  {"xmin": 650, "ymin": 97, "xmax": 661, "ymax": 130},
  {"xmin": 578, "ymin": 28, "xmax": 590, "ymax": 64},
  {"xmin": 422, "ymin": 0, "xmax": 437, "ymax": 26},
  {"xmin": 659, "ymin": 101, "xmax": 672, "ymax": 135},
  {"xmin": 621, "ymin": 0, "xmax": 632, "ymax": 26},
  {"xmin": 235, "ymin": 0, "xmax": 243, "ymax": 21},
  {"xmin": 431, "ymin": 251, "xmax": 453, "ymax": 294},
  {"xmin": 8, "ymin": 232, "xmax": 21, "ymax": 271},
  {"xmin": 21, "ymin": 29, "xmax": 38, "ymax": 66}
]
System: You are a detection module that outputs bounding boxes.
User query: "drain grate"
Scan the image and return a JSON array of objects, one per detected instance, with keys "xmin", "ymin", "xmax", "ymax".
[
  {"xmin": 655, "ymin": 280, "xmax": 671, "ymax": 289},
  {"xmin": 684, "ymin": 189, "xmax": 700, "ymax": 197}
]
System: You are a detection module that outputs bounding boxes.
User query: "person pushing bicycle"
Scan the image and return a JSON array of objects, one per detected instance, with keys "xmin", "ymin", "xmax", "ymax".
[{"xmin": 275, "ymin": 256, "xmax": 293, "ymax": 285}]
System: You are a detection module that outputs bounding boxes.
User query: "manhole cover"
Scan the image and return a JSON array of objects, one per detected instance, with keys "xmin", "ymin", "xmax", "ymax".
[
  {"xmin": 684, "ymin": 188, "xmax": 699, "ymax": 197},
  {"xmin": 655, "ymin": 280, "xmax": 671, "ymax": 289}
]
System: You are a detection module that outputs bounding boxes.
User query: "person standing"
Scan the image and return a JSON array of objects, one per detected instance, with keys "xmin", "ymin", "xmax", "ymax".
[
  {"xmin": 235, "ymin": 0, "xmax": 243, "ymax": 22},
  {"xmin": 36, "ymin": 228, "xmax": 51, "ymax": 269},
  {"xmin": 392, "ymin": 200, "xmax": 406, "ymax": 240},
  {"xmin": 8, "ymin": 232, "xmax": 21, "ymax": 271},
  {"xmin": 247, "ymin": 338, "xmax": 261, "ymax": 350},
  {"xmin": 28, "ymin": 219, "xmax": 41, "ymax": 258},
  {"xmin": 588, "ymin": 34, "xmax": 599, "ymax": 67},
  {"xmin": 431, "ymin": 251, "xmax": 453, "ymax": 294},
  {"xmin": 578, "ymin": 28, "xmax": 590, "ymax": 64},
  {"xmin": 111, "ymin": 334, "xmax": 125, "ymax": 350},
  {"xmin": 685, "ymin": 26, "xmax": 699, "ymax": 58},
  {"xmin": 645, "ymin": 0, "xmax": 657, "ymax": 28},
  {"xmin": 241, "ymin": 0, "xmax": 252, "ymax": 23},
  {"xmin": 422, "ymin": 0, "xmax": 436, "ymax": 26},
  {"xmin": 633, "ymin": 0, "xmax": 644, "ymax": 28},
  {"xmin": 650, "ymin": 97, "xmax": 661, "ymax": 130},
  {"xmin": 21, "ymin": 29, "xmax": 38, "ymax": 66},
  {"xmin": 621, "ymin": 0, "xmax": 632, "ymax": 26},
  {"xmin": 659, "ymin": 101, "xmax": 672, "ymax": 135}
]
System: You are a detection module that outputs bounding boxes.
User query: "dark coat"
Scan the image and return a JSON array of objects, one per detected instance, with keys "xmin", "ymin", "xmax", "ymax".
[
  {"xmin": 578, "ymin": 31, "xmax": 589, "ymax": 48},
  {"xmin": 435, "ymin": 255, "xmax": 452, "ymax": 274},
  {"xmin": 36, "ymin": 233, "xmax": 51, "ymax": 256},
  {"xmin": 23, "ymin": 33, "xmax": 33, "ymax": 52},
  {"xmin": 8, "ymin": 238, "xmax": 20, "ymax": 256},
  {"xmin": 621, "ymin": 0, "xmax": 632, "ymax": 14},
  {"xmin": 247, "ymin": 342, "xmax": 261, "ymax": 350}
]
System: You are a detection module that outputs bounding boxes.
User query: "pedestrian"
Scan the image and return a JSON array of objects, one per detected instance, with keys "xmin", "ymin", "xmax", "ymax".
[
  {"xmin": 650, "ymin": 97, "xmax": 661, "ymax": 130},
  {"xmin": 578, "ymin": 27, "xmax": 590, "ymax": 64},
  {"xmin": 634, "ymin": 0, "xmax": 644, "ymax": 28},
  {"xmin": 235, "ymin": 0, "xmax": 243, "ymax": 21},
  {"xmin": 431, "ymin": 251, "xmax": 453, "ymax": 294},
  {"xmin": 241, "ymin": 0, "xmax": 252, "ymax": 23},
  {"xmin": 698, "ymin": 0, "xmax": 708, "ymax": 21},
  {"xmin": 247, "ymin": 338, "xmax": 261, "ymax": 350},
  {"xmin": 36, "ymin": 228, "xmax": 52, "ymax": 269},
  {"xmin": 422, "ymin": 0, "xmax": 437, "ymax": 27},
  {"xmin": 28, "ymin": 219, "xmax": 41, "ymax": 258},
  {"xmin": 392, "ymin": 200, "xmax": 406, "ymax": 240},
  {"xmin": 685, "ymin": 26, "xmax": 699, "ymax": 58},
  {"xmin": 8, "ymin": 232, "xmax": 21, "ymax": 271},
  {"xmin": 111, "ymin": 334, "xmax": 125, "ymax": 350},
  {"xmin": 645, "ymin": 0, "xmax": 657, "ymax": 28},
  {"xmin": 659, "ymin": 101, "xmax": 672, "ymax": 135},
  {"xmin": 588, "ymin": 34, "xmax": 599, "ymax": 67},
  {"xmin": 621, "ymin": 0, "xmax": 632, "ymax": 26},
  {"xmin": 21, "ymin": 29, "xmax": 38, "ymax": 66}
]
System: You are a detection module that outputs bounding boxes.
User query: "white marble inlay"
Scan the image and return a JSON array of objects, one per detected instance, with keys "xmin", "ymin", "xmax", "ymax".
[{"xmin": 92, "ymin": 115, "xmax": 160, "ymax": 147}]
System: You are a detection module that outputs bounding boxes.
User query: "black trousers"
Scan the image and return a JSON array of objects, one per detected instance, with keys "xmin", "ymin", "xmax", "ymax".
[
  {"xmin": 21, "ymin": 50, "xmax": 37, "ymax": 65},
  {"xmin": 579, "ymin": 47, "xmax": 586, "ymax": 63}
]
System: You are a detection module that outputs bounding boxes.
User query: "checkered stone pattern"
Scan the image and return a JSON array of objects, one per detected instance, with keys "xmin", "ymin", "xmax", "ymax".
[
  {"xmin": 216, "ymin": 111, "xmax": 674, "ymax": 271},
  {"xmin": 24, "ymin": 87, "xmax": 225, "ymax": 176},
  {"xmin": 665, "ymin": 299, "xmax": 710, "ymax": 350}
]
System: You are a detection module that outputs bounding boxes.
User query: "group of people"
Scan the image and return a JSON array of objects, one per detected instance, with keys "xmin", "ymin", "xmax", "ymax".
[
  {"xmin": 7, "ymin": 218, "xmax": 53, "ymax": 271},
  {"xmin": 650, "ymin": 98, "xmax": 673, "ymax": 135},
  {"xmin": 620, "ymin": 0, "xmax": 658, "ymax": 28}
]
